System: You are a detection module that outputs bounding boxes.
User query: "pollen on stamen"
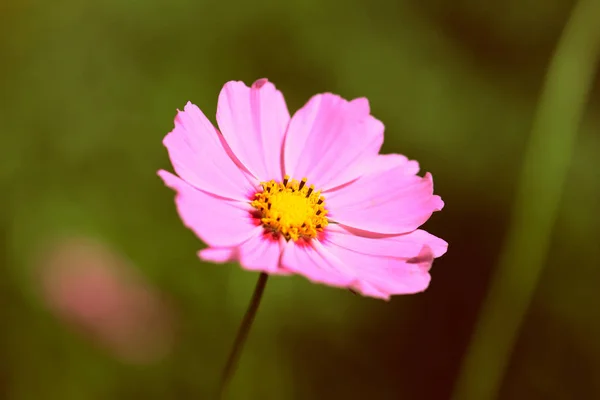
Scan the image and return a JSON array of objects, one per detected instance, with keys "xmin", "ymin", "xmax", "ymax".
[
  {"xmin": 306, "ymin": 185, "xmax": 314, "ymax": 197},
  {"xmin": 299, "ymin": 178, "xmax": 307, "ymax": 190},
  {"xmin": 250, "ymin": 177, "xmax": 328, "ymax": 241}
]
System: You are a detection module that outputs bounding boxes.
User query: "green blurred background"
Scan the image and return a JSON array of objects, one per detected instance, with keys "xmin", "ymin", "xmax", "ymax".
[{"xmin": 1, "ymin": 0, "xmax": 599, "ymax": 399}]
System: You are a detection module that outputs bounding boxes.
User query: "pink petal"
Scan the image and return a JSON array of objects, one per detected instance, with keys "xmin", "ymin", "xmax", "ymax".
[
  {"xmin": 347, "ymin": 254, "xmax": 432, "ymax": 299},
  {"xmin": 216, "ymin": 79, "xmax": 291, "ymax": 182},
  {"xmin": 356, "ymin": 154, "xmax": 421, "ymax": 177},
  {"xmin": 324, "ymin": 227, "xmax": 441, "ymax": 298},
  {"xmin": 236, "ymin": 231, "xmax": 284, "ymax": 274},
  {"xmin": 283, "ymin": 94, "xmax": 384, "ymax": 190},
  {"xmin": 159, "ymin": 170, "xmax": 258, "ymax": 247},
  {"xmin": 198, "ymin": 234, "xmax": 290, "ymax": 275},
  {"xmin": 280, "ymin": 240, "xmax": 355, "ymax": 288},
  {"xmin": 163, "ymin": 102, "xmax": 257, "ymax": 201},
  {"xmin": 279, "ymin": 226, "xmax": 445, "ymax": 299},
  {"xmin": 198, "ymin": 247, "xmax": 237, "ymax": 263},
  {"xmin": 351, "ymin": 280, "xmax": 391, "ymax": 300},
  {"xmin": 325, "ymin": 224, "xmax": 448, "ymax": 259},
  {"xmin": 326, "ymin": 167, "xmax": 444, "ymax": 234}
]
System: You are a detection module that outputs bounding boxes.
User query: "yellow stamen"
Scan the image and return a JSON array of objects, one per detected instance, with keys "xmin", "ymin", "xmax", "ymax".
[{"xmin": 251, "ymin": 175, "xmax": 328, "ymax": 241}]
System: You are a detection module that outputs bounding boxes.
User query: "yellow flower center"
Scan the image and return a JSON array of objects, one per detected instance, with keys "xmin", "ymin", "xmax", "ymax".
[{"xmin": 251, "ymin": 175, "xmax": 328, "ymax": 241}]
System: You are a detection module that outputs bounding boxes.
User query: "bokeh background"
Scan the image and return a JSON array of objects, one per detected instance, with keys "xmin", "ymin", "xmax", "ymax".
[{"xmin": 1, "ymin": 0, "xmax": 599, "ymax": 399}]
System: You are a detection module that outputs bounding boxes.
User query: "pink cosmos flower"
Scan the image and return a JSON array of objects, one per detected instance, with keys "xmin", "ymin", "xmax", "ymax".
[
  {"xmin": 159, "ymin": 79, "xmax": 447, "ymax": 300},
  {"xmin": 38, "ymin": 237, "xmax": 174, "ymax": 363}
]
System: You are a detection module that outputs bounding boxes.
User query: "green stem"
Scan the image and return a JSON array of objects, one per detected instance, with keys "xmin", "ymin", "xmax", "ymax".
[
  {"xmin": 452, "ymin": 1, "xmax": 600, "ymax": 399},
  {"xmin": 218, "ymin": 273, "xmax": 269, "ymax": 399}
]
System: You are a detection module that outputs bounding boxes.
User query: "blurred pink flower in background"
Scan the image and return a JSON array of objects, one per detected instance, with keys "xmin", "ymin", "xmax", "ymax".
[
  {"xmin": 160, "ymin": 78, "xmax": 447, "ymax": 300},
  {"xmin": 38, "ymin": 237, "xmax": 175, "ymax": 363}
]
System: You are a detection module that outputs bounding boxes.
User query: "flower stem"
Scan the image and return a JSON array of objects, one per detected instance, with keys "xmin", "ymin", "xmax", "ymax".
[
  {"xmin": 218, "ymin": 272, "xmax": 269, "ymax": 399},
  {"xmin": 451, "ymin": 0, "xmax": 600, "ymax": 399}
]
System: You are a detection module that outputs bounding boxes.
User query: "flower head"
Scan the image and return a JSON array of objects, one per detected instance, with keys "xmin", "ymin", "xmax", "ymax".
[
  {"xmin": 159, "ymin": 79, "xmax": 447, "ymax": 300},
  {"xmin": 38, "ymin": 237, "xmax": 174, "ymax": 362}
]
